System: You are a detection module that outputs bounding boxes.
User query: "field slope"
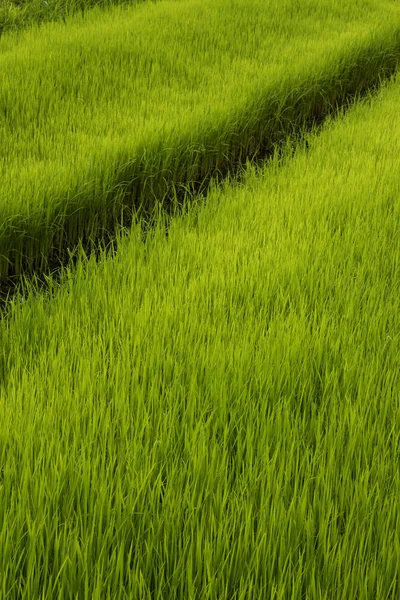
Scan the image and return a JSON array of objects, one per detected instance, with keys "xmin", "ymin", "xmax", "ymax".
[
  {"xmin": 0, "ymin": 0, "xmax": 400, "ymax": 291},
  {"xmin": 0, "ymin": 66, "xmax": 399, "ymax": 597}
]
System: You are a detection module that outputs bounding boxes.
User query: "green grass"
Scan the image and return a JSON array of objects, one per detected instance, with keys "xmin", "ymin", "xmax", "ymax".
[
  {"xmin": 0, "ymin": 0, "xmax": 155, "ymax": 37},
  {"xmin": 0, "ymin": 0, "xmax": 400, "ymax": 288},
  {"xmin": 0, "ymin": 64, "xmax": 399, "ymax": 598}
]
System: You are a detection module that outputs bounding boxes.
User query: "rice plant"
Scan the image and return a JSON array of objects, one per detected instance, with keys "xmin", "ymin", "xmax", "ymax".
[
  {"xmin": 0, "ymin": 0, "xmax": 399, "ymax": 290},
  {"xmin": 0, "ymin": 64, "xmax": 399, "ymax": 599},
  {"xmin": 0, "ymin": 0, "xmax": 156, "ymax": 36}
]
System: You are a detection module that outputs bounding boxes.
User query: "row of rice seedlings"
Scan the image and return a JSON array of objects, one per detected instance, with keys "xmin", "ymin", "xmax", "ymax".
[
  {"xmin": 1, "ymin": 0, "xmax": 400, "ymax": 287},
  {"xmin": 0, "ymin": 0, "xmax": 155, "ymax": 37},
  {"xmin": 0, "ymin": 66, "xmax": 399, "ymax": 599}
]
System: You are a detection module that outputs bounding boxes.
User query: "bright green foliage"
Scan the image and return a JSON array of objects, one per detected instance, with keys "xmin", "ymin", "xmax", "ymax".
[
  {"xmin": 0, "ymin": 0, "xmax": 399, "ymax": 285},
  {"xmin": 0, "ymin": 66, "xmax": 399, "ymax": 598}
]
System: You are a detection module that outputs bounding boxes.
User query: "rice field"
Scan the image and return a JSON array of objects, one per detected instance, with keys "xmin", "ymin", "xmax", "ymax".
[
  {"xmin": 0, "ymin": 0, "xmax": 400, "ymax": 289},
  {"xmin": 1, "ymin": 0, "xmax": 400, "ymax": 598},
  {"xmin": 0, "ymin": 0, "xmax": 153, "ymax": 37},
  {"xmin": 1, "ymin": 71, "xmax": 400, "ymax": 600}
]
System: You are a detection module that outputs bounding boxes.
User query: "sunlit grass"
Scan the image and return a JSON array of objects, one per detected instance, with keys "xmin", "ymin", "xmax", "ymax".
[
  {"xmin": 0, "ymin": 0, "xmax": 399, "ymax": 286},
  {"xmin": 0, "ymin": 67, "xmax": 399, "ymax": 598}
]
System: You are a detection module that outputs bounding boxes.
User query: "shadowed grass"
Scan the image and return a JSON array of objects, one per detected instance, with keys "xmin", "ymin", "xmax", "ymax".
[{"xmin": 0, "ymin": 0, "xmax": 157, "ymax": 37}]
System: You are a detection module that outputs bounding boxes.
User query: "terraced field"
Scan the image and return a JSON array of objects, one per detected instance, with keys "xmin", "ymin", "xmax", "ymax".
[
  {"xmin": 0, "ymin": 0, "xmax": 399, "ymax": 598},
  {"xmin": 1, "ymin": 0, "xmax": 400, "ymax": 291}
]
